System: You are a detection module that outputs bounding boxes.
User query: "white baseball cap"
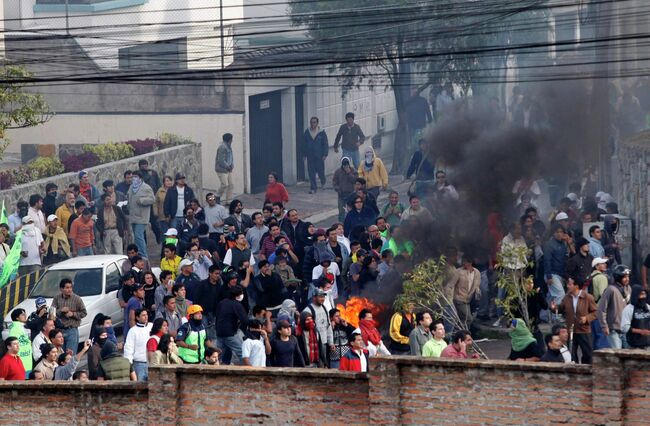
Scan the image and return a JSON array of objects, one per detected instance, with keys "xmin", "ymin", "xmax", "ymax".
[
  {"xmin": 47, "ymin": 214, "xmax": 58, "ymax": 222},
  {"xmin": 555, "ymin": 212, "xmax": 569, "ymax": 221},
  {"xmin": 179, "ymin": 259, "xmax": 193, "ymax": 269},
  {"xmin": 592, "ymin": 257, "xmax": 608, "ymax": 268},
  {"xmin": 164, "ymin": 228, "xmax": 178, "ymax": 237}
]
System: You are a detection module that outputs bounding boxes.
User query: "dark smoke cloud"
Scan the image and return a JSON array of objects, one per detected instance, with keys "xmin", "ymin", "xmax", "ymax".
[{"xmin": 402, "ymin": 81, "xmax": 594, "ymax": 258}]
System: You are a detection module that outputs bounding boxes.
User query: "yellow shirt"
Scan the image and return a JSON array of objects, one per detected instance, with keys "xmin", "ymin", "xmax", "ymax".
[
  {"xmin": 55, "ymin": 205, "xmax": 74, "ymax": 235},
  {"xmin": 389, "ymin": 312, "xmax": 412, "ymax": 345},
  {"xmin": 160, "ymin": 256, "xmax": 182, "ymax": 280}
]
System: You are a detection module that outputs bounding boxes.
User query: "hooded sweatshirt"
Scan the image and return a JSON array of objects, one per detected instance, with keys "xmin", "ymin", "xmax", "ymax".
[
  {"xmin": 357, "ymin": 147, "xmax": 388, "ymax": 190},
  {"xmin": 332, "ymin": 157, "xmax": 358, "ymax": 195},
  {"xmin": 621, "ymin": 285, "xmax": 650, "ymax": 348},
  {"xmin": 597, "ymin": 281, "xmax": 630, "ymax": 333}
]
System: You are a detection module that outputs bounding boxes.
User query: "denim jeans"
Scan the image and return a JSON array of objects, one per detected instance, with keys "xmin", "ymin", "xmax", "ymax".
[
  {"xmin": 547, "ymin": 274, "xmax": 566, "ymax": 305},
  {"xmin": 131, "ymin": 223, "xmax": 148, "ymax": 259},
  {"xmin": 62, "ymin": 327, "xmax": 79, "ymax": 355},
  {"xmin": 342, "ymin": 148, "xmax": 360, "ymax": 169},
  {"xmin": 307, "ymin": 156, "xmax": 326, "ymax": 191},
  {"xmin": 77, "ymin": 246, "xmax": 94, "ymax": 257},
  {"xmin": 133, "ymin": 361, "xmax": 148, "ymax": 382},
  {"xmin": 478, "ymin": 270, "xmax": 490, "ymax": 318},
  {"xmin": 606, "ymin": 330, "xmax": 623, "ymax": 349},
  {"xmin": 216, "ymin": 333, "xmax": 243, "ymax": 365}
]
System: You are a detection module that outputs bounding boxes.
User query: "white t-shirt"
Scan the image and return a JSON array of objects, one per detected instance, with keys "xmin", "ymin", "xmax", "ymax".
[
  {"xmin": 20, "ymin": 225, "xmax": 44, "ymax": 266},
  {"xmin": 312, "ymin": 263, "xmax": 341, "ymax": 299},
  {"xmin": 175, "ymin": 186, "xmax": 185, "ymax": 218},
  {"xmin": 241, "ymin": 337, "xmax": 266, "ymax": 367}
]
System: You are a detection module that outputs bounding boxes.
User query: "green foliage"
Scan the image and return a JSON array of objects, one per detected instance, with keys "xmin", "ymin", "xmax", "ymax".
[
  {"xmin": 159, "ymin": 133, "xmax": 193, "ymax": 147},
  {"xmin": 494, "ymin": 244, "xmax": 535, "ymax": 328},
  {"xmin": 395, "ymin": 256, "xmax": 449, "ymax": 316},
  {"xmin": 397, "ymin": 255, "xmax": 487, "ymax": 359},
  {"xmin": 0, "ymin": 65, "xmax": 52, "ymax": 160},
  {"xmin": 82, "ymin": 142, "xmax": 135, "ymax": 163},
  {"xmin": 26, "ymin": 156, "xmax": 64, "ymax": 180}
]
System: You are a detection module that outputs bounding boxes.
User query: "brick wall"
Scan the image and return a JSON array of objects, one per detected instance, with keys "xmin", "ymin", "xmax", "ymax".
[
  {"xmin": 149, "ymin": 365, "xmax": 369, "ymax": 426},
  {"xmin": 372, "ymin": 357, "xmax": 593, "ymax": 426},
  {"xmin": 0, "ymin": 381, "xmax": 148, "ymax": 424},
  {"xmin": 2, "ymin": 351, "xmax": 650, "ymax": 425}
]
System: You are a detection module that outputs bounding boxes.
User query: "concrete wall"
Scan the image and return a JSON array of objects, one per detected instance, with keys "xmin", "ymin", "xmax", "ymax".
[
  {"xmin": 4, "ymin": 114, "xmax": 244, "ymax": 196},
  {"xmin": 0, "ymin": 143, "xmax": 202, "ymax": 208},
  {"xmin": 616, "ymin": 130, "xmax": 650, "ymax": 269},
  {"xmin": 2, "ymin": 350, "xmax": 650, "ymax": 425}
]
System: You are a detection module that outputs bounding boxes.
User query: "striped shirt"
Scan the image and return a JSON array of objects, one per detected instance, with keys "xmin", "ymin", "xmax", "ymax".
[{"xmin": 52, "ymin": 293, "xmax": 87, "ymax": 329}]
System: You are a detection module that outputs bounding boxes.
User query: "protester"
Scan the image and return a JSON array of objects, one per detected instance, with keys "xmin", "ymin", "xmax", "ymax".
[
  {"xmin": 0, "ymin": 337, "xmax": 26, "ymax": 380},
  {"xmin": 409, "ymin": 311, "xmax": 433, "ymax": 356},
  {"xmin": 508, "ymin": 319, "xmax": 542, "ymax": 362},
  {"xmin": 8, "ymin": 309, "xmax": 32, "ymax": 375},
  {"xmin": 215, "ymin": 133, "xmax": 235, "ymax": 204},
  {"xmin": 270, "ymin": 320, "xmax": 305, "ymax": 367},
  {"xmin": 540, "ymin": 334, "xmax": 565, "ymax": 363},
  {"xmin": 334, "ymin": 112, "xmax": 365, "ymax": 168},
  {"xmin": 52, "ymin": 278, "xmax": 87, "ymax": 355},
  {"xmin": 422, "ymin": 321, "xmax": 447, "ymax": 358},
  {"xmin": 339, "ymin": 333, "xmax": 369, "ymax": 372},
  {"xmin": 42, "ymin": 215, "xmax": 71, "ymax": 265},
  {"xmin": 622, "ymin": 285, "xmax": 650, "ymax": 349},
  {"xmin": 389, "ymin": 303, "xmax": 415, "ymax": 355},
  {"xmin": 551, "ymin": 277, "xmax": 597, "ymax": 364},
  {"xmin": 597, "ymin": 264, "xmax": 632, "ymax": 350},
  {"xmin": 441, "ymin": 330, "xmax": 477, "ymax": 359}
]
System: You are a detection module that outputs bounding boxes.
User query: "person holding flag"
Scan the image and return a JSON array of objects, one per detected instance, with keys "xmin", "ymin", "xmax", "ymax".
[{"xmin": 18, "ymin": 216, "xmax": 44, "ymax": 277}]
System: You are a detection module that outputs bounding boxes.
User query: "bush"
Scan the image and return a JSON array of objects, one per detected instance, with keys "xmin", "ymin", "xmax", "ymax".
[
  {"xmin": 61, "ymin": 152, "xmax": 100, "ymax": 173},
  {"xmin": 159, "ymin": 133, "xmax": 193, "ymax": 147},
  {"xmin": 26, "ymin": 156, "xmax": 64, "ymax": 180},
  {"xmin": 82, "ymin": 142, "xmax": 134, "ymax": 163},
  {"xmin": 0, "ymin": 171, "xmax": 13, "ymax": 190},
  {"xmin": 125, "ymin": 138, "xmax": 159, "ymax": 156}
]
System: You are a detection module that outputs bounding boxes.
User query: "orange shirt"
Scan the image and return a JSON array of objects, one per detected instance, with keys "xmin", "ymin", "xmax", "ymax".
[{"xmin": 69, "ymin": 218, "xmax": 95, "ymax": 248}]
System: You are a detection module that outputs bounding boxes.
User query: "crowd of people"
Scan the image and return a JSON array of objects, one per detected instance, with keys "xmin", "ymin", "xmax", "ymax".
[{"xmin": 0, "ymin": 105, "xmax": 648, "ymax": 383}]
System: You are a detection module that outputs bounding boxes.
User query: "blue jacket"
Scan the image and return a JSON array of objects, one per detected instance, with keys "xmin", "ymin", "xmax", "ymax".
[
  {"xmin": 344, "ymin": 206, "xmax": 376, "ymax": 237},
  {"xmin": 588, "ymin": 237, "xmax": 605, "ymax": 259},
  {"xmin": 543, "ymin": 238, "xmax": 568, "ymax": 279},
  {"xmin": 304, "ymin": 129, "xmax": 329, "ymax": 159}
]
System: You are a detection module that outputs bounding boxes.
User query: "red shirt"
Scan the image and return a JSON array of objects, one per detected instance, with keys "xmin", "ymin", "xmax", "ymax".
[
  {"xmin": 265, "ymin": 183, "xmax": 289, "ymax": 204},
  {"xmin": 440, "ymin": 344, "xmax": 468, "ymax": 359},
  {"xmin": 0, "ymin": 353, "xmax": 26, "ymax": 380}
]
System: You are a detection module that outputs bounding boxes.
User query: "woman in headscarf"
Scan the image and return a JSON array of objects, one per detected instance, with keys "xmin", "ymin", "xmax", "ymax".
[
  {"xmin": 508, "ymin": 318, "xmax": 542, "ymax": 362},
  {"xmin": 277, "ymin": 299, "xmax": 298, "ymax": 327}
]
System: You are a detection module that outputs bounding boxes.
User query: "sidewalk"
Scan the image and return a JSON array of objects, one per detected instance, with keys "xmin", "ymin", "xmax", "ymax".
[{"xmin": 206, "ymin": 158, "xmax": 413, "ymax": 227}]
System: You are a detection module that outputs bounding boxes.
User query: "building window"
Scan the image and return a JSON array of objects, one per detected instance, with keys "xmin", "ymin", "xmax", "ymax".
[
  {"xmin": 34, "ymin": 0, "xmax": 149, "ymax": 13},
  {"xmin": 118, "ymin": 38, "xmax": 188, "ymax": 70}
]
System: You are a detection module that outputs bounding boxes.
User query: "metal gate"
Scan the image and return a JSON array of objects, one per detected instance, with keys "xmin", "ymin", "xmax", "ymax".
[
  {"xmin": 249, "ymin": 91, "xmax": 283, "ymax": 194},
  {"xmin": 295, "ymin": 85, "xmax": 306, "ymax": 182}
]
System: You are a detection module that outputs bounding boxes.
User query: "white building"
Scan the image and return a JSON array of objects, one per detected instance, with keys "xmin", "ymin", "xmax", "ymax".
[{"xmin": 3, "ymin": 0, "xmax": 398, "ymax": 195}]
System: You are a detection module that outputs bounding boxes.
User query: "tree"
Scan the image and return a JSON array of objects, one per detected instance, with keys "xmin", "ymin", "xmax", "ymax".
[
  {"xmin": 288, "ymin": 0, "xmax": 530, "ymax": 174},
  {"xmin": 394, "ymin": 256, "xmax": 487, "ymax": 359},
  {"xmin": 0, "ymin": 65, "xmax": 52, "ymax": 159}
]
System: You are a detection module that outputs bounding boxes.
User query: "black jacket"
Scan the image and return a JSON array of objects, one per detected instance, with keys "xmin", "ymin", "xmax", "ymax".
[
  {"xmin": 540, "ymin": 348, "xmax": 564, "ymax": 363},
  {"xmin": 254, "ymin": 272, "xmax": 286, "ymax": 308},
  {"xmin": 195, "ymin": 279, "xmax": 223, "ymax": 318},
  {"xmin": 163, "ymin": 185, "xmax": 196, "ymax": 219},
  {"xmin": 215, "ymin": 298, "xmax": 248, "ymax": 337},
  {"xmin": 280, "ymin": 219, "xmax": 310, "ymax": 256}
]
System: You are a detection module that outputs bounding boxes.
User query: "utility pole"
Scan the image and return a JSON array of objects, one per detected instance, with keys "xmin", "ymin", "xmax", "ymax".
[
  {"xmin": 220, "ymin": 0, "xmax": 225, "ymax": 69},
  {"xmin": 65, "ymin": 0, "xmax": 70, "ymax": 35}
]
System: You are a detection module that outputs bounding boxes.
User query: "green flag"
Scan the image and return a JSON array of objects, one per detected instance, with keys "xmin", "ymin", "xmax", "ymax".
[
  {"xmin": 0, "ymin": 230, "xmax": 23, "ymax": 288},
  {"xmin": 0, "ymin": 200, "xmax": 6, "ymax": 226}
]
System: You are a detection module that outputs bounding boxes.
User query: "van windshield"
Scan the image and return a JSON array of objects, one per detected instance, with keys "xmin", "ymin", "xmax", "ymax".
[{"xmin": 30, "ymin": 269, "xmax": 103, "ymax": 298}]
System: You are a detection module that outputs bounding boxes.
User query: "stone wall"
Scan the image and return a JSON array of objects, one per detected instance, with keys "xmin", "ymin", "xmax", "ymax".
[
  {"xmin": 0, "ymin": 143, "xmax": 202, "ymax": 209},
  {"xmin": 616, "ymin": 130, "xmax": 650, "ymax": 269},
  {"xmin": 2, "ymin": 350, "xmax": 650, "ymax": 425}
]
